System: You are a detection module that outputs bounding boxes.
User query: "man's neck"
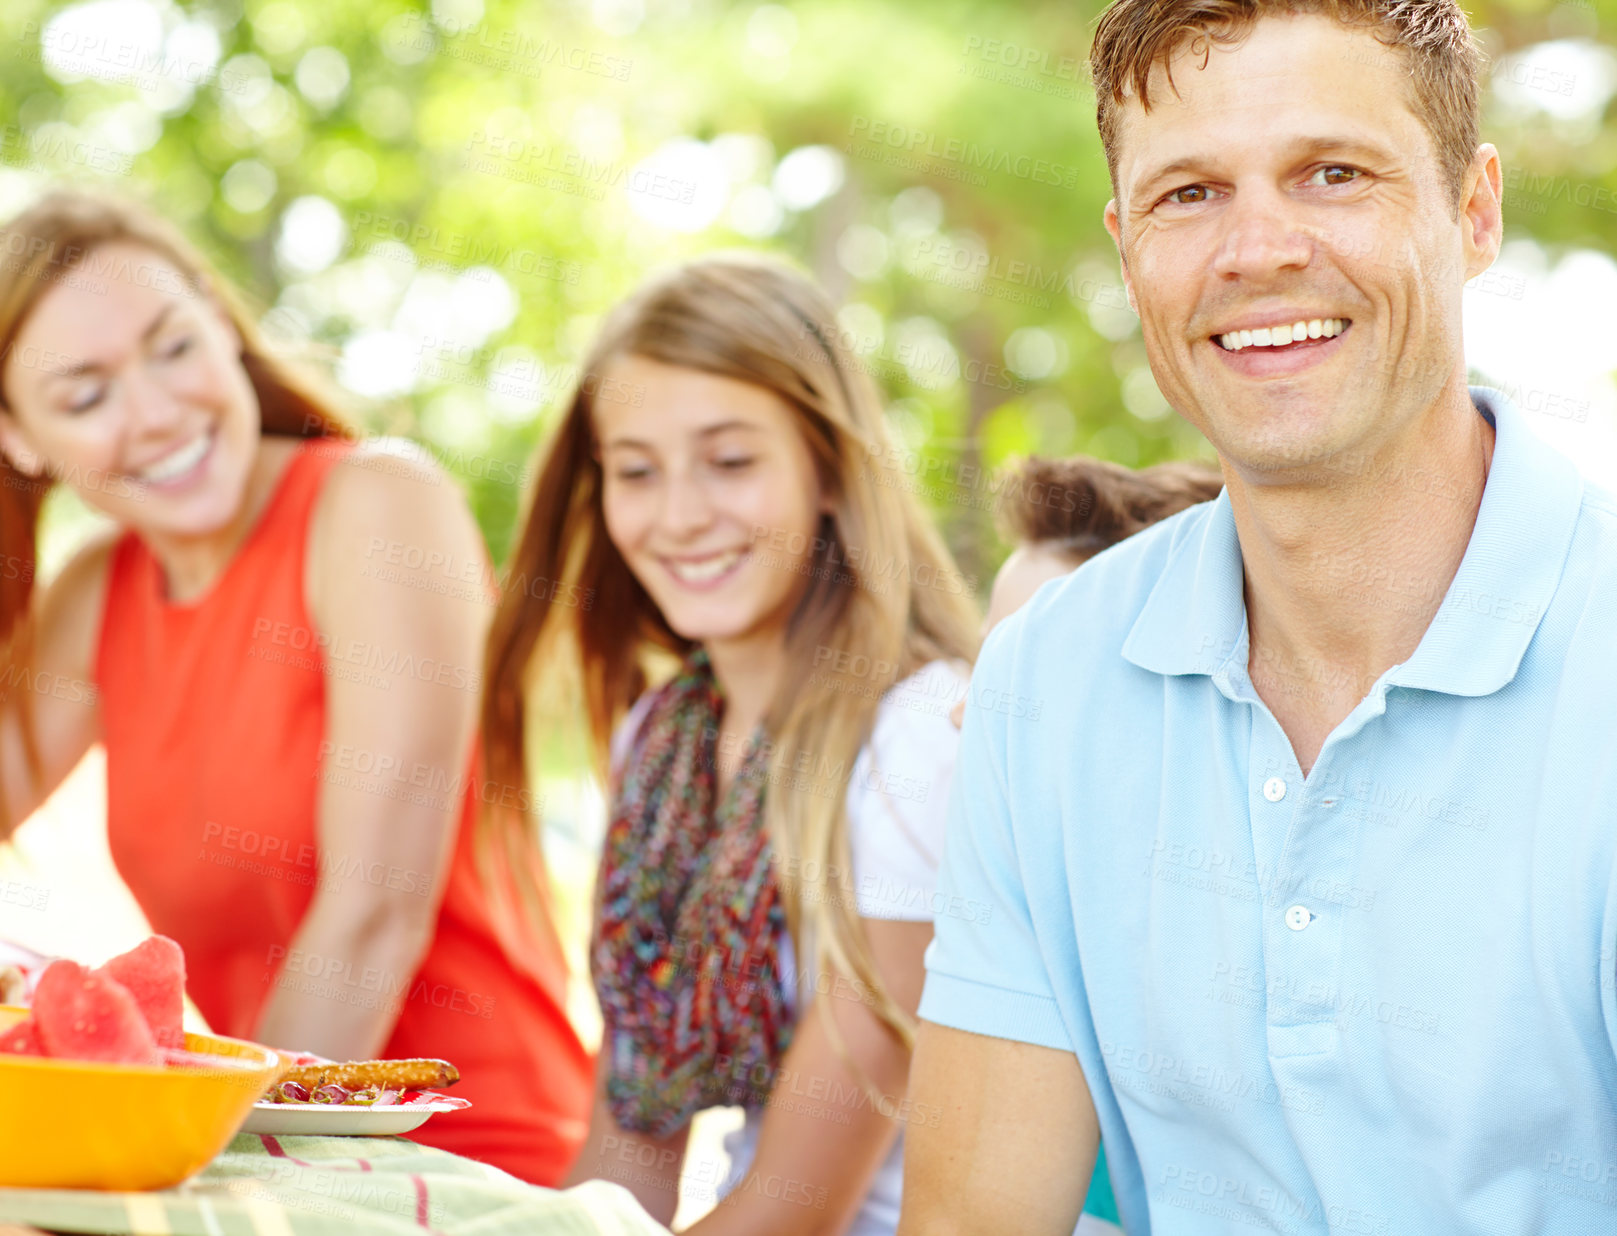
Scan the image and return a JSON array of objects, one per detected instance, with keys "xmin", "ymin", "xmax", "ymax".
[{"xmin": 1231, "ymin": 383, "xmax": 1495, "ymax": 776}]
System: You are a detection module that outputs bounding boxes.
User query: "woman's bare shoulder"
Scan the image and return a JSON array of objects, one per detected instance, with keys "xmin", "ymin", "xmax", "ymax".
[{"xmin": 34, "ymin": 527, "xmax": 122, "ymax": 671}]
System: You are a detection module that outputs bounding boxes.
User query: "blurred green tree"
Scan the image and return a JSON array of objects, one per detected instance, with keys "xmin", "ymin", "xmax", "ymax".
[{"xmin": 2, "ymin": 0, "xmax": 1612, "ymax": 587}]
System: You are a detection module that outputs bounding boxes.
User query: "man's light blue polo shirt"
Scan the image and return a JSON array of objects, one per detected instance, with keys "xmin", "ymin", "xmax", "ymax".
[{"xmin": 920, "ymin": 391, "xmax": 1617, "ymax": 1235}]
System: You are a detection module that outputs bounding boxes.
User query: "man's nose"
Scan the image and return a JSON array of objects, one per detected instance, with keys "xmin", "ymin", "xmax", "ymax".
[{"xmin": 1209, "ymin": 186, "xmax": 1314, "ymax": 283}]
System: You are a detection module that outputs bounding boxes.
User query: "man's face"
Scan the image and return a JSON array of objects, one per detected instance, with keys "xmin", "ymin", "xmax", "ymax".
[{"xmin": 1104, "ymin": 15, "xmax": 1500, "ymax": 479}]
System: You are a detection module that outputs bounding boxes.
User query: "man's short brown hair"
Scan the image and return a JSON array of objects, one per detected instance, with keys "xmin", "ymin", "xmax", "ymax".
[{"xmin": 1089, "ymin": 0, "xmax": 1484, "ymax": 206}]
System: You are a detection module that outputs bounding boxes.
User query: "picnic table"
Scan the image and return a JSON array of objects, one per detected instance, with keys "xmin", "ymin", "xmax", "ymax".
[{"xmin": 0, "ymin": 1132, "xmax": 671, "ymax": 1236}]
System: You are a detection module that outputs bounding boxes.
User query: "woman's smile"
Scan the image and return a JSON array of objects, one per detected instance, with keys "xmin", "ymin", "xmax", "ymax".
[
  {"xmin": 128, "ymin": 425, "xmax": 216, "ymax": 490},
  {"xmin": 659, "ymin": 547, "xmax": 752, "ymax": 590}
]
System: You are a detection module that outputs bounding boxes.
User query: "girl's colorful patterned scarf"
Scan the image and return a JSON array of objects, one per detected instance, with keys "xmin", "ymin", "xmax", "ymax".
[{"xmin": 592, "ymin": 649, "xmax": 794, "ymax": 1137}]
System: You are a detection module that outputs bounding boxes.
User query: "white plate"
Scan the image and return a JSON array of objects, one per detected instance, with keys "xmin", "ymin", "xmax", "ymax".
[{"xmin": 242, "ymin": 1097, "xmax": 470, "ymax": 1136}]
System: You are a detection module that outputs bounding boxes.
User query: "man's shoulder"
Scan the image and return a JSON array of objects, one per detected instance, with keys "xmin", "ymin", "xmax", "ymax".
[
  {"xmin": 1577, "ymin": 477, "xmax": 1617, "ymax": 526},
  {"xmin": 1561, "ymin": 475, "xmax": 1617, "ymax": 586},
  {"xmin": 1007, "ymin": 497, "xmax": 1217, "ymax": 655}
]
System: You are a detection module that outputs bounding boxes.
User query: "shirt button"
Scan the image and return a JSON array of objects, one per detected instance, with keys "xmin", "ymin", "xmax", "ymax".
[
  {"xmin": 1263, "ymin": 777, "xmax": 1287, "ymax": 802},
  {"xmin": 1285, "ymin": 905, "xmax": 1313, "ymax": 931}
]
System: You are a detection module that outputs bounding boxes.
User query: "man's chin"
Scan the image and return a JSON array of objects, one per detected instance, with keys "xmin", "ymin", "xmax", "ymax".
[{"xmin": 1195, "ymin": 400, "xmax": 1369, "ymax": 477}]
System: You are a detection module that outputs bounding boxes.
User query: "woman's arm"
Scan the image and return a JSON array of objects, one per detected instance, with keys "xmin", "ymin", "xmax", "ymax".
[
  {"xmin": 252, "ymin": 443, "xmax": 490, "ymax": 1059},
  {"xmin": 682, "ymin": 916, "xmax": 932, "ymax": 1236},
  {"xmin": 0, "ymin": 535, "xmax": 113, "ymax": 841},
  {"xmin": 567, "ymin": 1056, "xmax": 692, "ymax": 1227}
]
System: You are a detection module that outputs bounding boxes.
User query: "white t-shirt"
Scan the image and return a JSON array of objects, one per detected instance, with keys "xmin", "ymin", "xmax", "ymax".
[
  {"xmin": 718, "ymin": 659, "xmax": 967, "ymax": 1236},
  {"xmin": 608, "ymin": 659, "xmax": 967, "ymax": 1235},
  {"xmin": 607, "ymin": 663, "xmax": 1121, "ymax": 1235}
]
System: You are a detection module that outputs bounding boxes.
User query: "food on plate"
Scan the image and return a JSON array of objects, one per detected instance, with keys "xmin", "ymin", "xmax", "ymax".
[
  {"xmin": 263, "ymin": 1079, "xmax": 470, "ymax": 1110},
  {"xmin": 96, "ymin": 935, "xmax": 185, "ymax": 1048},
  {"xmin": 280, "ymin": 1056, "xmax": 460, "ymax": 1090},
  {"xmin": 0, "ymin": 935, "xmax": 185, "ymax": 1065},
  {"xmin": 0, "ymin": 965, "xmax": 23, "ymax": 1006},
  {"xmin": 262, "ymin": 1055, "xmax": 464, "ymax": 1107},
  {"xmin": 3, "ymin": 933, "xmax": 469, "ymax": 1127},
  {"xmin": 33, "ymin": 961, "xmax": 160, "ymax": 1065},
  {"xmin": 269, "ymin": 1056, "xmax": 460, "ymax": 1102}
]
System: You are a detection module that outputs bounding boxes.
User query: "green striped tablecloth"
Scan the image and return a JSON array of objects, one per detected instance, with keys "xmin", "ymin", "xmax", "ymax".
[{"xmin": 0, "ymin": 1133, "xmax": 671, "ymax": 1236}]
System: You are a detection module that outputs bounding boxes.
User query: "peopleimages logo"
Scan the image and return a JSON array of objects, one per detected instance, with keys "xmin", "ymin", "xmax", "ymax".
[
  {"xmin": 251, "ymin": 617, "xmax": 481, "ymax": 693},
  {"xmin": 748, "ymin": 525, "xmax": 976, "ymax": 597},
  {"xmin": 314, "ymin": 741, "xmax": 543, "ymax": 817},
  {"xmin": 198, "ymin": 820, "xmax": 433, "ymax": 898},
  {"xmin": 265, "ymin": 945, "xmax": 496, "ymax": 1019},
  {"xmin": 846, "ymin": 116, "xmax": 1081, "ymax": 188}
]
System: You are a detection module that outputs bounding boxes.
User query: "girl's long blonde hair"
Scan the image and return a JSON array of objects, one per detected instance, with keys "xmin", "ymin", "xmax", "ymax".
[{"xmin": 482, "ymin": 253, "xmax": 979, "ymax": 1050}]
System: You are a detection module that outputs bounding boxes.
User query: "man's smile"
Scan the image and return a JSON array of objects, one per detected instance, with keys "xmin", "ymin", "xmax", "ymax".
[{"xmin": 1214, "ymin": 317, "xmax": 1350, "ymax": 351}]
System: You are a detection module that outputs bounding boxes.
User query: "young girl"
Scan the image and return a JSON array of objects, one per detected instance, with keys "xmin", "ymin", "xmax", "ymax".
[
  {"xmin": 480, "ymin": 254, "xmax": 979, "ymax": 1232},
  {"xmin": 0, "ymin": 191, "xmax": 590, "ymax": 1181}
]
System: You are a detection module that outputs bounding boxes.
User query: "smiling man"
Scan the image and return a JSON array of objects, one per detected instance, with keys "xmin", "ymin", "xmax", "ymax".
[{"xmin": 900, "ymin": 2, "xmax": 1617, "ymax": 1234}]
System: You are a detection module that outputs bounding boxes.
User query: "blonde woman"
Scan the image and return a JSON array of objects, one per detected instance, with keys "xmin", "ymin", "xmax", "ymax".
[{"xmin": 481, "ymin": 255, "xmax": 978, "ymax": 1233}]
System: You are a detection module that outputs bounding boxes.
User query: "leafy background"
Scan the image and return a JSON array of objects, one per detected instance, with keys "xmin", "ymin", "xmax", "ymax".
[{"xmin": 7, "ymin": 0, "xmax": 1614, "ymax": 586}]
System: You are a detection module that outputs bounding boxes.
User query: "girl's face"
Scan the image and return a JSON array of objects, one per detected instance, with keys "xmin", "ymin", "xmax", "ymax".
[
  {"xmin": 0, "ymin": 241, "xmax": 261, "ymax": 540},
  {"xmin": 595, "ymin": 355, "xmax": 827, "ymax": 651}
]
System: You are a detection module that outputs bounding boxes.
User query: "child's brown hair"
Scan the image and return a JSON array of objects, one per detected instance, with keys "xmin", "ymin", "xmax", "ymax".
[{"xmin": 1000, "ymin": 455, "xmax": 1225, "ymax": 563}]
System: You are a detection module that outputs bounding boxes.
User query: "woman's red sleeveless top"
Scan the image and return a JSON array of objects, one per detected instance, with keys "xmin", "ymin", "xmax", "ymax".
[{"xmin": 95, "ymin": 439, "xmax": 591, "ymax": 1183}]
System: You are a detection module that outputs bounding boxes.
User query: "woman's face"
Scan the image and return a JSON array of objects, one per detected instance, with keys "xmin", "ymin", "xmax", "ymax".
[
  {"xmin": 595, "ymin": 354, "xmax": 827, "ymax": 651},
  {"xmin": 0, "ymin": 241, "xmax": 261, "ymax": 539}
]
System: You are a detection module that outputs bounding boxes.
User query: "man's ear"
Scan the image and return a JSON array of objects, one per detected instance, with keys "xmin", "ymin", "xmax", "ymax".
[
  {"xmin": 1462, "ymin": 143, "xmax": 1504, "ymax": 282},
  {"xmin": 1103, "ymin": 199, "xmax": 1139, "ymax": 315},
  {"xmin": 0, "ymin": 410, "xmax": 46, "ymax": 478}
]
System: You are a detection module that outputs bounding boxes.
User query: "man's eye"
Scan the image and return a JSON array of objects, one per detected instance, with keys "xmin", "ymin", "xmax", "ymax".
[
  {"xmin": 1165, "ymin": 185, "xmax": 1213, "ymax": 205},
  {"xmin": 1307, "ymin": 165, "xmax": 1361, "ymax": 187}
]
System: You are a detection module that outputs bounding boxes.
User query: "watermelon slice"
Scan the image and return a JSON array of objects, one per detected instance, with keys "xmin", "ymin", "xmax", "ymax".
[
  {"xmin": 97, "ymin": 935, "xmax": 186, "ymax": 1049},
  {"xmin": 0, "ymin": 1016, "xmax": 42, "ymax": 1056},
  {"xmin": 32, "ymin": 960, "xmax": 159, "ymax": 1065}
]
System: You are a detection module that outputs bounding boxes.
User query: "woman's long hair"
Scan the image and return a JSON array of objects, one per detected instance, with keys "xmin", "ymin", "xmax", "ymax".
[
  {"xmin": 0, "ymin": 190, "xmax": 348, "ymax": 835},
  {"xmin": 482, "ymin": 253, "xmax": 980, "ymax": 1053}
]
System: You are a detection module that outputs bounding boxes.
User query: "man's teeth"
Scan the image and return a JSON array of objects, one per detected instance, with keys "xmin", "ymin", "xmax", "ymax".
[
  {"xmin": 668, "ymin": 550, "xmax": 744, "ymax": 583},
  {"xmin": 137, "ymin": 433, "xmax": 210, "ymax": 484},
  {"xmin": 1219, "ymin": 318, "xmax": 1346, "ymax": 352}
]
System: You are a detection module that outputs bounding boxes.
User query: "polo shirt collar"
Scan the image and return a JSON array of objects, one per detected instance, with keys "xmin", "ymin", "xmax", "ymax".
[
  {"xmin": 1121, "ymin": 388, "xmax": 1584, "ymax": 697},
  {"xmin": 1120, "ymin": 481, "xmax": 1246, "ymax": 679}
]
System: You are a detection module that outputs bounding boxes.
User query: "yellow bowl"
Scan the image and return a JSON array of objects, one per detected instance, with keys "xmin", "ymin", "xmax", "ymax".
[{"xmin": 0, "ymin": 1005, "xmax": 287, "ymax": 1191}]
